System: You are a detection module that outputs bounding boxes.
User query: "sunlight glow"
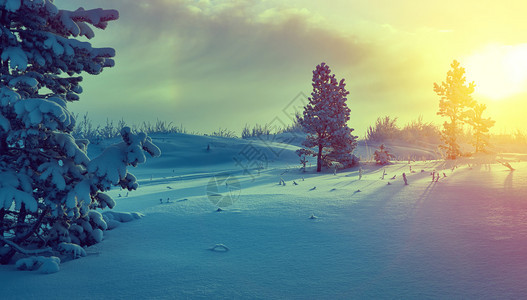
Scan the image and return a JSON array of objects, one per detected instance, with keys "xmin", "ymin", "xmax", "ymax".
[{"xmin": 464, "ymin": 44, "xmax": 527, "ymax": 101}]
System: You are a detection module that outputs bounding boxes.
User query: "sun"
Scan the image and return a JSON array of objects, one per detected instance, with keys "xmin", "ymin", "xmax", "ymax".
[{"xmin": 463, "ymin": 44, "xmax": 527, "ymax": 101}]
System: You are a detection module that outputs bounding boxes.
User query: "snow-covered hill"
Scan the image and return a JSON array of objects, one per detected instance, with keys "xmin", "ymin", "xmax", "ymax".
[{"xmin": 2, "ymin": 133, "xmax": 526, "ymax": 299}]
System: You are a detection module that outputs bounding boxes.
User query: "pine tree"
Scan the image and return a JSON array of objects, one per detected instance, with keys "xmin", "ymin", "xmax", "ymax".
[
  {"xmin": 298, "ymin": 62, "xmax": 358, "ymax": 172},
  {"xmin": 0, "ymin": 1, "xmax": 160, "ymax": 264},
  {"xmin": 374, "ymin": 144, "xmax": 394, "ymax": 165},
  {"xmin": 434, "ymin": 60, "xmax": 476, "ymax": 159},
  {"xmin": 467, "ymin": 103, "xmax": 495, "ymax": 153}
]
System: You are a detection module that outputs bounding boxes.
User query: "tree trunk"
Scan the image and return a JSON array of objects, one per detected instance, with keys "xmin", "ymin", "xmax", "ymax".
[
  {"xmin": 0, "ymin": 248, "xmax": 15, "ymax": 265},
  {"xmin": 0, "ymin": 207, "xmax": 50, "ymax": 265},
  {"xmin": 0, "ymin": 208, "xmax": 13, "ymax": 265},
  {"xmin": 15, "ymin": 204, "xmax": 27, "ymax": 240},
  {"xmin": 0, "ymin": 208, "xmax": 4, "ymax": 237},
  {"xmin": 0, "ymin": 133, "xmax": 7, "ymax": 156},
  {"xmin": 317, "ymin": 144, "xmax": 322, "ymax": 172}
]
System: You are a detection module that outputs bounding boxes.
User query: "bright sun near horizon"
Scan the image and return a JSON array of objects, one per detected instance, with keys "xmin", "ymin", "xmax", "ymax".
[{"xmin": 464, "ymin": 43, "xmax": 527, "ymax": 101}]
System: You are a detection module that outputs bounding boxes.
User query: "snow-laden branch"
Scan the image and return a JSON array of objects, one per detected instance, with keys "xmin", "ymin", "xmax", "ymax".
[{"xmin": 57, "ymin": 7, "xmax": 119, "ymax": 38}]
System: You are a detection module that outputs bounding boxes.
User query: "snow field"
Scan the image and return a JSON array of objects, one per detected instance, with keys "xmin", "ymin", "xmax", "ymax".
[{"xmin": 1, "ymin": 133, "xmax": 526, "ymax": 299}]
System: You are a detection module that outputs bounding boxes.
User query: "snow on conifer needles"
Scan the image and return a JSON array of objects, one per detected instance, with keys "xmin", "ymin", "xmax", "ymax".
[
  {"xmin": 0, "ymin": 2, "xmax": 159, "ymax": 271},
  {"xmin": 297, "ymin": 62, "xmax": 359, "ymax": 172}
]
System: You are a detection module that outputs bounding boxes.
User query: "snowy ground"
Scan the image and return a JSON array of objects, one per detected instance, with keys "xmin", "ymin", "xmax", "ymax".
[{"xmin": 2, "ymin": 133, "xmax": 527, "ymax": 299}]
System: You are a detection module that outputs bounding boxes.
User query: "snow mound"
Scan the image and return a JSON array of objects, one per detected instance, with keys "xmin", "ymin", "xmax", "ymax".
[
  {"xmin": 15, "ymin": 256, "xmax": 61, "ymax": 274},
  {"xmin": 103, "ymin": 211, "xmax": 143, "ymax": 223},
  {"xmin": 57, "ymin": 243, "xmax": 86, "ymax": 259}
]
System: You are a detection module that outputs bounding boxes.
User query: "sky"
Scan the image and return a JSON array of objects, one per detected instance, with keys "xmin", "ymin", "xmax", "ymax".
[{"xmin": 61, "ymin": 0, "xmax": 527, "ymax": 137}]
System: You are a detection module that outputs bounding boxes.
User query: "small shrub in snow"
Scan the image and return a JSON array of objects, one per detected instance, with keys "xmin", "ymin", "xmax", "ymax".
[
  {"xmin": 210, "ymin": 128, "xmax": 237, "ymax": 138},
  {"xmin": 299, "ymin": 155, "xmax": 308, "ymax": 172},
  {"xmin": 402, "ymin": 173, "xmax": 408, "ymax": 185},
  {"xmin": 241, "ymin": 123, "xmax": 271, "ymax": 139},
  {"xmin": 374, "ymin": 144, "xmax": 395, "ymax": 165}
]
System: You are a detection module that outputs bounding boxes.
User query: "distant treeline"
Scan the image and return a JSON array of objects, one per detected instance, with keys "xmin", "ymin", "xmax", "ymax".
[{"xmin": 73, "ymin": 113, "xmax": 526, "ymax": 148}]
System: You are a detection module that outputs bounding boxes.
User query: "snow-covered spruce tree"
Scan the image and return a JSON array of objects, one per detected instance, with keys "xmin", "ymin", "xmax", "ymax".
[
  {"xmin": 297, "ymin": 62, "xmax": 358, "ymax": 172},
  {"xmin": 466, "ymin": 103, "xmax": 495, "ymax": 153},
  {"xmin": 434, "ymin": 60, "xmax": 476, "ymax": 159},
  {"xmin": 374, "ymin": 144, "xmax": 394, "ymax": 165},
  {"xmin": 0, "ymin": 1, "xmax": 160, "ymax": 264}
]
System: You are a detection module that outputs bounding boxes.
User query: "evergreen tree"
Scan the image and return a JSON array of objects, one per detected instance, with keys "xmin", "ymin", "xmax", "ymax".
[
  {"xmin": 467, "ymin": 103, "xmax": 495, "ymax": 153},
  {"xmin": 374, "ymin": 144, "xmax": 394, "ymax": 165},
  {"xmin": 0, "ymin": 1, "xmax": 160, "ymax": 264},
  {"xmin": 298, "ymin": 62, "xmax": 358, "ymax": 172},
  {"xmin": 434, "ymin": 60, "xmax": 475, "ymax": 159}
]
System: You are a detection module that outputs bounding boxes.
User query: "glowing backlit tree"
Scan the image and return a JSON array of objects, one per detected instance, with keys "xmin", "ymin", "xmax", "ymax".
[
  {"xmin": 467, "ymin": 103, "xmax": 495, "ymax": 153},
  {"xmin": 434, "ymin": 60, "xmax": 475, "ymax": 159}
]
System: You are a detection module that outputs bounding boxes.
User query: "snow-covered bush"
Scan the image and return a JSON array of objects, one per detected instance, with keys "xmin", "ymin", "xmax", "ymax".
[
  {"xmin": 297, "ymin": 62, "xmax": 359, "ymax": 172},
  {"xmin": 374, "ymin": 144, "xmax": 395, "ymax": 165},
  {"xmin": 0, "ymin": 1, "xmax": 160, "ymax": 265}
]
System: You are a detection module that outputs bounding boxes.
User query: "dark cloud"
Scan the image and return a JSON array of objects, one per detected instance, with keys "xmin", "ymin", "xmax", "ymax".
[{"xmin": 64, "ymin": 0, "xmax": 381, "ymax": 134}]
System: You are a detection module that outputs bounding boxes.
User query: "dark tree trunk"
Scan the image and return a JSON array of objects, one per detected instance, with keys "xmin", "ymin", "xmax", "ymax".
[
  {"xmin": 0, "ymin": 207, "xmax": 50, "ymax": 265},
  {"xmin": 0, "ymin": 208, "xmax": 4, "ymax": 237},
  {"xmin": 15, "ymin": 204, "xmax": 27, "ymax": 240},
  {"xmin": 317, "ymin": 144, "xmax": 322, "ymax": 172},
  {"xmin": 0, "ymin": 133, "xmax": 7, "ymax": 156},
  {"xmin": 0, "ymin": 208, "xmax": 14, "ymax": 265},
  {"xmin": 0, "ymin": 204, "xmax": 27, "ymax": 265}
]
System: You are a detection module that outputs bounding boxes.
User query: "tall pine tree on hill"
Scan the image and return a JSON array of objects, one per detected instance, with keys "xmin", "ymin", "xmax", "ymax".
[
  {"xmin": 0, "ymin": 0, "xmax": 160, "ymax": 265},
  {"xmin": 298, "ymin": 62, "xmax": 358, "ymax": 172}
]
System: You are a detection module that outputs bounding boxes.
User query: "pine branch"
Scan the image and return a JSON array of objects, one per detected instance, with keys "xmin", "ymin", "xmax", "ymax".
[
  {"xmin": 14, "ymin": 207, "xmax": 50, "ymax": 244},
  {"xmin": 0, "ymin": 236, "xmax": 52, "ymax": 255}
]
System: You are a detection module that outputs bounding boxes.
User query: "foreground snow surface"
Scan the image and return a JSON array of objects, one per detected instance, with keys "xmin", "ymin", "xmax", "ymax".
[{"xmin": 2, "ymin": 134, "xmax": 527, "ymax": 299}]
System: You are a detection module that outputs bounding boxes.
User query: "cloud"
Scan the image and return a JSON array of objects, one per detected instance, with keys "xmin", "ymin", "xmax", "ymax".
[
  {"xmin": 67, "ymin": 0, "xmax": 380, "ymax": 133},
  {"xmin": 66, "ymin": 0, "xmax": 526, "ymax": 136}
]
